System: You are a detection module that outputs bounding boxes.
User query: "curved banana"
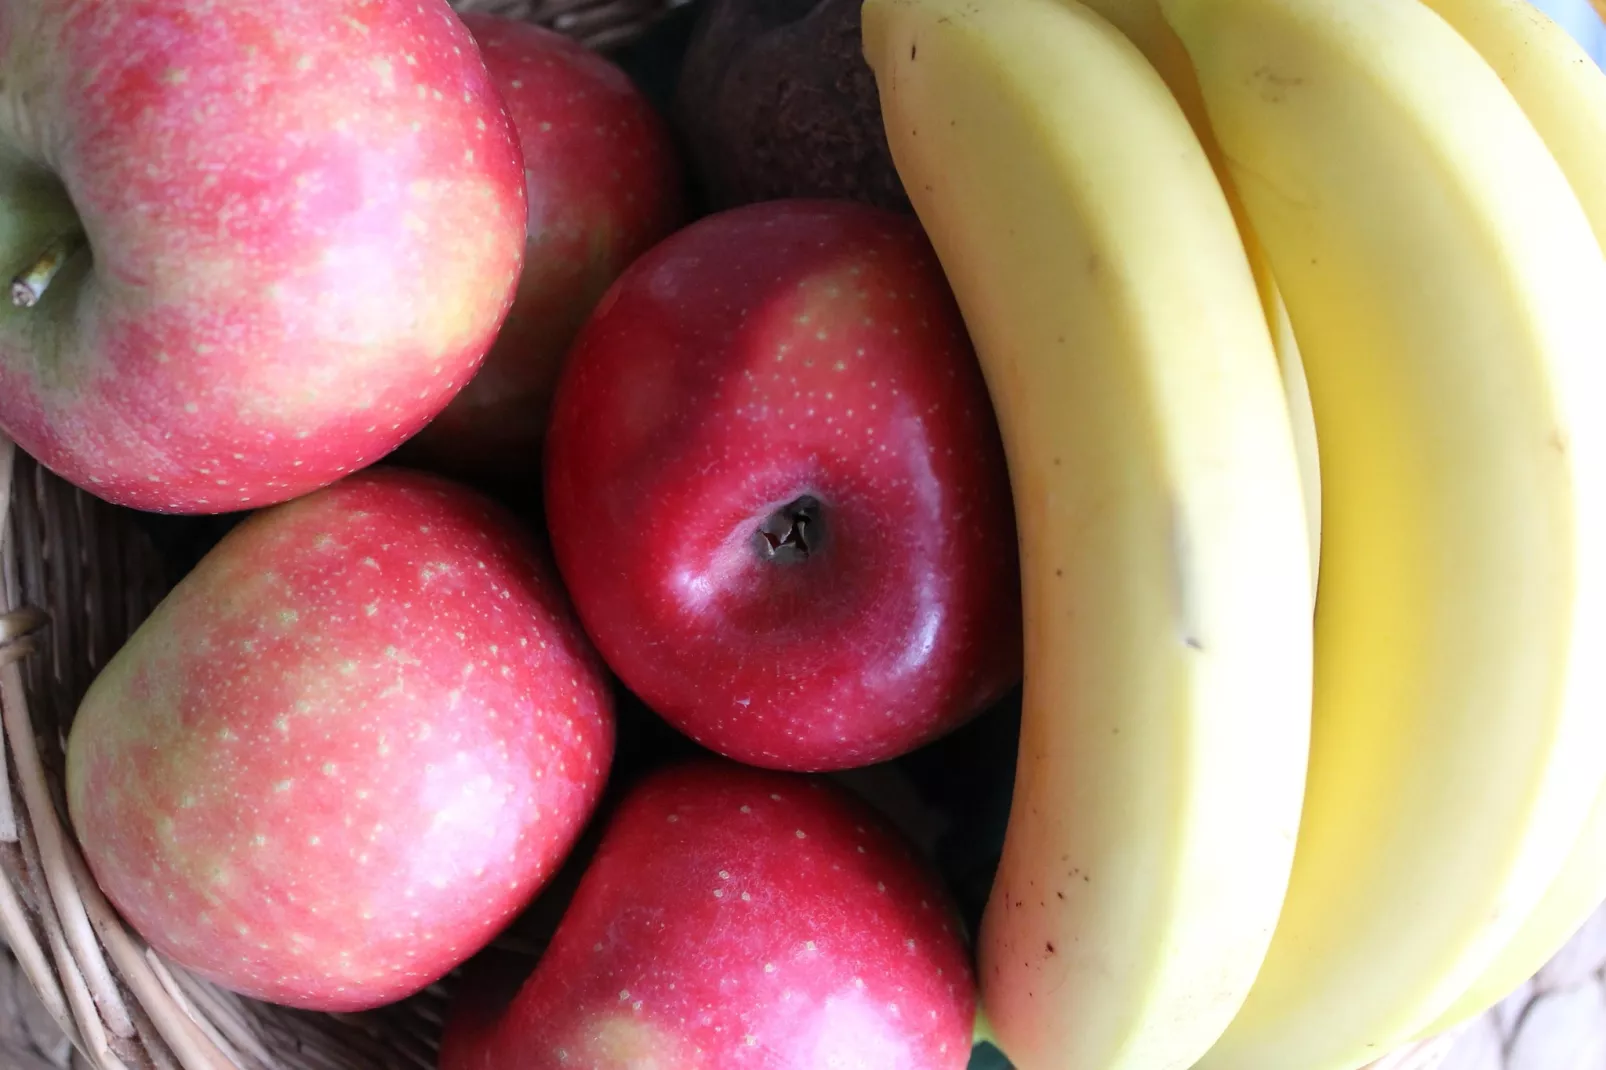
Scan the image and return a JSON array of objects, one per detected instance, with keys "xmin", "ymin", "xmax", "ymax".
[
  {"xmin": 1404, "ymin": 0, "xmax": 1606, "ymax": 1034},
  {"xmin": 862, "ymin": 2, "xmax": 1314, "ymax": 1068},
  {"xmin": 1158, "ymin": 0, "xmax": 1606, "ymax": 1067},
  {"xmin": 1075, "ymin": 0, "xmax": 1321, "ymax": 592},
  {"xmin": 1419, "ymin": 0, "xmax": 1606, "ymax": 243}
]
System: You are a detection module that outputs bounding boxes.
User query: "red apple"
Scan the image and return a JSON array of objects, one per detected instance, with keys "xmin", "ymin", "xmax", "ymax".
[
  {"xmin": 544, "ymin": 199, "xmax": 1022, "ymax": 771},
  {"xmin": 65, "ymin": 469, "xmax": 614, "ymax": 1011},
  {"xmin": 399, "ymin": 13, "xmax": 684, "ymax": 487},
  {"xmin": 0, "ymin": 0, "xmax": 526, "ymax": 514},
  {"xmin": 439, "ymin": 761, "xmax": 977, "ymax": 1070}
]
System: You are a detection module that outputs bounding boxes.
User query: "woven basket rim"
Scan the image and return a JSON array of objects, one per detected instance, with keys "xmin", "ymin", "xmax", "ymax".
[
  {"xmin": 2, "ymin": 432, "xmax": 218, "ymax": 1070},
  {"xmin": 0, "ymin": 435, "xmax": 579, "ymax": 1070}
]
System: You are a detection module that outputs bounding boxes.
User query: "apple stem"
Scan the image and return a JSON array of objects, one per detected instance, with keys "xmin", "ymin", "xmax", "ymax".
[
  {"xmin": 11, "ymin": 231, "xmax": 86, "ymax": 308},
  {"xmin": 755, "ymin": 495, "xmax": 824, "ymax": 564}
]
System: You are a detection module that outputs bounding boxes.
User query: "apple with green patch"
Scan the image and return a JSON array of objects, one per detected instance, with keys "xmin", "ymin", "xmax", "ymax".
[
  {"xmin": 66, "ymin": 469, "xmax": 614, "ymax": 1011},
  {"xmin": 0, "ymin": 0, "xmax": 525, "ymax": 513}
]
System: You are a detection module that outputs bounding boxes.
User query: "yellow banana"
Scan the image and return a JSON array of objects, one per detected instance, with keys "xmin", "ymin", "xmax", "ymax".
[
  {"xmin": 1415, "ymin": 0, "xmax": 1606, "ymax": 243},
  {"xmin": 1158, "ymin": 0, "xmax": 1606, "ymax": 1067},
  {"xmin": 1421, "ymin": 791, "xmax": 1606, "ymax": 1037},
  {"xmin": 862, "ymin": 2, "xmax": 1313, "ymax": 1068},
  {"xmin": 1077, "ymin": 0, "xmax": 1323, "ymax": 594},
  {"xmin": 1404, "ymin": 0, "xmax": 1606, "ymax": 1034}
]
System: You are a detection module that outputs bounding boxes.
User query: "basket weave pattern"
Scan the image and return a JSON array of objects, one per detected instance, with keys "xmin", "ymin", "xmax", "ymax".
[
  {"xmin": 457, "ymin": 0, "xmax": 692, "ymax": 48},
  {"xmin": 1, "ymin": 0, "xmax": 1601, "ymax": 1067}
]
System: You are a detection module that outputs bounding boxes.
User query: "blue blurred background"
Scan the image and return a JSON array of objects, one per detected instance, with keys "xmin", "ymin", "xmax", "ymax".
[{"xmin": 1533, "ymin": 0, "xmax": 1605, "ymax": 63}]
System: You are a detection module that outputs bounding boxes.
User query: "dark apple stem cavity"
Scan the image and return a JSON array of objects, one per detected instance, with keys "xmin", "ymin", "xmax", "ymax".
[
  {"xmin": 754, "ymin": 495, "xmax": 825, "ymax": 565},
  {"xmin": 11, "ymin": 231, "xmax": 86, "ymax": 308}
]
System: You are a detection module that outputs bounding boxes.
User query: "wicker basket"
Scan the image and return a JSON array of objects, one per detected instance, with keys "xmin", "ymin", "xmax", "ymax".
[{"xmin": 0, "ymin": 0, "xmax": 1599, "ymax": 1068}]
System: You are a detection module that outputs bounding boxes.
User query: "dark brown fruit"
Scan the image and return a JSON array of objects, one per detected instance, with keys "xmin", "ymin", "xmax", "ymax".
[{"xmin": 673, "ymin": 0, "xmax": 911, "ymax": 212}]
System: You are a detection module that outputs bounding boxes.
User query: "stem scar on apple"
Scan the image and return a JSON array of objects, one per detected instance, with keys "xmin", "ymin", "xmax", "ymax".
[
  {"xmin": 754, "ymin": 494, "xmax": 825, "ymax": 565},
  {"xmin": 11, "ymin": 231, "xmax": 87, "ymax": 308}
]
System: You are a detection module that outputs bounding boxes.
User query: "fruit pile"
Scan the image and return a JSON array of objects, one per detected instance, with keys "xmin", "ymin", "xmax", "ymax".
[{"xmin": 0, "ymin": 0, "xmax": 1602, "ymax": 1069}]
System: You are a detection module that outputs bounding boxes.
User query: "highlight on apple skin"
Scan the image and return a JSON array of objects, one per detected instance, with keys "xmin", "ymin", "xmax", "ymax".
[
  {"xmin": 439, "ymin": 760, "xmax": 978, "ymax": 1070},
  {"xmin": 543, "ymin": 199, "xmax": 1023, "ymax": 773},
  {"xmin": 65, "ymin": 468, "xmax": 616, "ymax": 1011},
  {"xmin": 0, "ymin": 0, "xmax": 528, "ymax": 514}
]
